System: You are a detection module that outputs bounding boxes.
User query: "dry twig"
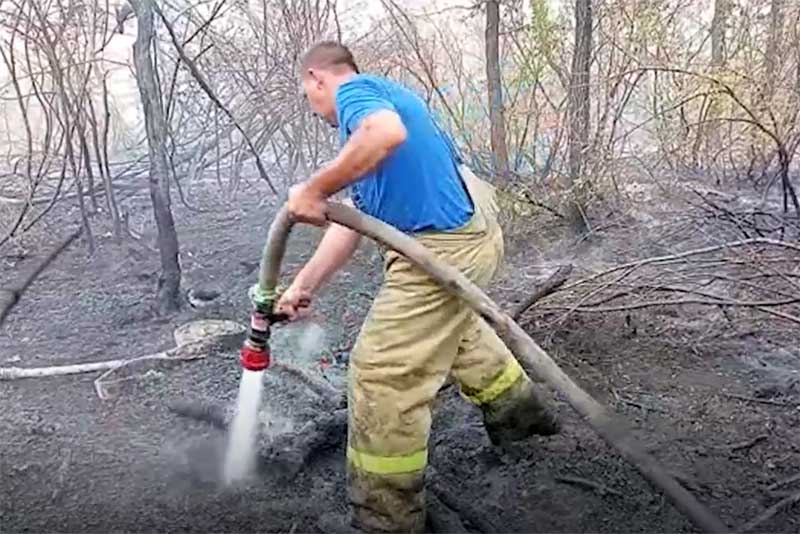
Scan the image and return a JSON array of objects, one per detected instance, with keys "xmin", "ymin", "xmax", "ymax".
[
  {"xmin": 529, "ymin": 236, "xmax": 800, "ymax": 329},
  {"xmin": 0, "ymin": 228, "xmax": 82, "ymax": 326},
  {"xmin": 740, "ymin": 490, "xmax": 800, "ymax": 532},
  {"xmin": 555, "ymin": 475, "xmax": 624, "ymax": 497},
  {"xmin": 716, "ymin": 434, "xmax": 769, "ymax": 453},
  {"xmin": 511, "ymin": 264, "xmax": 573, "ymax": 320},
  {"xmin": 767, "ymin": 472, "xmax": 800, "ymax": 492},
  {"xmin": 722, "ymin": 393, "xmax": 794, "ymax": 407},
  {"xmin": 560, "ymin": 238, "xmax": 800, "ymax": 292}
]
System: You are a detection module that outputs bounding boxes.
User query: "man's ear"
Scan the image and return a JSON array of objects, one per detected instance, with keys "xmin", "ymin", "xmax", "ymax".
[{"xmin": 307, "ymin": 68, "xmax": 323, "ymax": 86}]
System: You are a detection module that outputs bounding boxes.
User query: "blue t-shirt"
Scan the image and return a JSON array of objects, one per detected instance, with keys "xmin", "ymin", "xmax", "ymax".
[{"xmin": 335, "ymin": 74, "xmax": 473, "ymax": 233}]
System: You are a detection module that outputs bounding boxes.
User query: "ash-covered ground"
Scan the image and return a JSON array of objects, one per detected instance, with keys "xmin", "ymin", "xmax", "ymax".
[{"xmin": 2, "ymin": 180, "xmax": 798, "ymax": 533}]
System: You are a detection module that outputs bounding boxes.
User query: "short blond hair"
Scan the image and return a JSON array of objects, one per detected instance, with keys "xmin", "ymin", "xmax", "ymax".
[{"xmin": 301, "ymin": 41, "xmax": 359, "ymax": 74}]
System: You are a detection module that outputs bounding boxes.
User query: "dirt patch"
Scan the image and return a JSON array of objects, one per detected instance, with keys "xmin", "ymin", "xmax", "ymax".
[{"xmin": 2, "ymin": 187, "xmax": 799, "ymax": 533}]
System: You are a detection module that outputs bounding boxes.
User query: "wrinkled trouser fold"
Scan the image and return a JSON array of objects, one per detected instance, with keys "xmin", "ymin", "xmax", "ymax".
[{"xmin": 347, "ymin": 166, "xmax": 554, "ymax": 533}]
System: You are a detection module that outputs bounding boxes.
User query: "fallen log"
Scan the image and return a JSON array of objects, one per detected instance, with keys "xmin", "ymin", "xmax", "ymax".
[
  {"xmin": 0, "ymin": 340, "xmax": 209, "ymax": 381},
  {"xmin": 265, "ymin": 408, "xmax": 348, "ymax": 478},
  {"xmin": 0, "ymin": 338, "xmax": 222, "ymax": 402},
  {"xmin": 0, "ymin": 321, "xmax": 246, "ymax": 400},
  {"xmin": 0, "ymin": 358, "xmax": 140, "ymax": 380},
  {"xmin": 253, "ymin": 203, "xmax": 730, "ymax": 533},
  {"xmin": 170, "ymin": 400, "xmax": 347, "ymax": 480}
]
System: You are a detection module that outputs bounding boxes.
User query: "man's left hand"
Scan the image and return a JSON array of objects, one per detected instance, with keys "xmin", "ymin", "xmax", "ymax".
[{"xmin": 287, "ymin": 182, "xmax": 327, "ymax": 226}]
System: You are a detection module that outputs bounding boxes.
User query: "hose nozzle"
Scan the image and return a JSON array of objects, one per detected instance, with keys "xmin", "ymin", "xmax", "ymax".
[
  {"xmin": 239, "ymin": 285, "xmax": 289, "ymax": 372},
  {"xmin": 240, "ymin": 343, "xmax": 270, "ymax": 371}
]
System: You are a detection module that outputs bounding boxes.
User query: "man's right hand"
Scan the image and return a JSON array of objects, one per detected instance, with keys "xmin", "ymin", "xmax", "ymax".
[{"xmin": 275, "ymin": 282, "xmax": 313, "ymax": 321}]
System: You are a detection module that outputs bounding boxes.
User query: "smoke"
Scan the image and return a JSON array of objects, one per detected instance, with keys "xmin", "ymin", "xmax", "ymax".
[
  {"xmin": 271, "ymin": 320, "xmax": 328, "ymax": 366},
  {"xmin": 255, "ymin": 322, "xmax": 328, "ymax": 440},
  {"xmin": 296, "ymin": 322, "xmax": 327, "ymax": 360}
]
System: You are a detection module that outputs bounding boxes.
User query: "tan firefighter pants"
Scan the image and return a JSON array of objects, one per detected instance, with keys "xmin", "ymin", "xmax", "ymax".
[{"xmin": 346, "ymin": 167, "xmax": 532, "ymax": 533}]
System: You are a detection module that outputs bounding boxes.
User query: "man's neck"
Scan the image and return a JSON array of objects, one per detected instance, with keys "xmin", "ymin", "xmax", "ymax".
[{"xmin": 329, "ymin": 70, "xmax": 358, "ymax": 91}]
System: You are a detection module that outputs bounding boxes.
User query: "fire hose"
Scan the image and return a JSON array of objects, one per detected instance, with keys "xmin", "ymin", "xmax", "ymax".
[{"xmin": 241, "ymin": 202, "xmax": 731, "ymax": 534}]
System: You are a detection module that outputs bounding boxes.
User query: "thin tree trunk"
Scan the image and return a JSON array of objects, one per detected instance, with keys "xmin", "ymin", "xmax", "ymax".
[
  {"xmin": 87, "ymin": 82, "xmax": 122, "ymax": 239},
  {"xmin": 68, "ymin": 135, "xmax": 94, "ymax": 255},
  {"xmin": 130, "ymin": 0, "xmax": 182, "ymax": 313},
  {"xmin": 764, "ymin": 0, "xmax": 785, "ymax": 99},
  {"xmin": 57, "ymin": 96, "xmax": 94, "ymax": 254},
  {"xmin": 100, "ymin": 74, "xmax": 121, "ymax": 239},
  {"xmin": 214, "ymin": 105, "xmax": 222, "ymax": 194},
  {"xmin": 699, "ymin": 0, "xmax": 729, "ymax": 175},
  {"xmin": 485, "ymin": 0, "xmax": 509, "ymax": 179},
  {"xmin": 566, "ymin": 0, "xmax": 592, "ymax": 234},
  {"xmin": 710, "ymin": 0, "xmax": 728, "ymax": 67},
  {"xmin": 77, "ymin": 123, "xmax": 98, "ymax": 213},
  {"xmin": 748, "ymin": 0, "xmax": 786, "ymax": 179},
  {"xmin": 795, "ymin": 12, "xmax": 800, "ymax": 96}
]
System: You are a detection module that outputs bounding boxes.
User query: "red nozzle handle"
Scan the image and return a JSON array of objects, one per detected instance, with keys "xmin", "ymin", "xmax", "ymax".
[{"xmin": 240, "ymin": 345, "xmax": 270, "ymax": 371}]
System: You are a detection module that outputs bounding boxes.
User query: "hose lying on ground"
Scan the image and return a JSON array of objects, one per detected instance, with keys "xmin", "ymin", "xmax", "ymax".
[{"xmin": 257, "ymin": 204, "xmax": 731, "ymax": 534}]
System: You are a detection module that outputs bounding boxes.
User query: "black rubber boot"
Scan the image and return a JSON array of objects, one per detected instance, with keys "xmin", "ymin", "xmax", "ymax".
[
  {"xmin": 482, "ymin": 376, "xmax": 560, "ymax": 446},
  {"xmin": 347, "ymin": 466, "xmax": 426, "ymax": 534}
]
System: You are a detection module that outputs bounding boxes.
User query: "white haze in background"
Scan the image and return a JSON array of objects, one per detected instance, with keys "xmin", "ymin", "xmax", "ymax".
[
  {"xmin": 0, "ymin": 0, "xmax": 716, "ymax": 161},
  {"xmin": 296, "ymin": 322, "xmax": 327, "ymax": 362}
]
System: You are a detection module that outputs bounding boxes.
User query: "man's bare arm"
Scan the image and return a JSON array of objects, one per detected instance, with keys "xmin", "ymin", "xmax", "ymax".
[
  {"xmin": 292, "ymin": 222, "xmax": 361, "ymax": 294},
  {"xmin": 307, "ymin": 109, "xmax": 407, "ymax": 198}
]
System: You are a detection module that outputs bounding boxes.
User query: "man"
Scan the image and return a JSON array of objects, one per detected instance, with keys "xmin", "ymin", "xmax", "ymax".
[{"xmin": 277, "ymin": 42, "xmax": 560, "ymax": 533}]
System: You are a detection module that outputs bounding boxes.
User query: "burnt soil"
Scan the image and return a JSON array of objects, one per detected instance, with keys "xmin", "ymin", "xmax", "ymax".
[{"xmin": 2, "ymin": 182, "xmax": 799, "ymax": 533}]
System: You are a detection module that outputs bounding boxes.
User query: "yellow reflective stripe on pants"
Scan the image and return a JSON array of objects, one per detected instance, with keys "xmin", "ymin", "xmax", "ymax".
[
  {"xmin": 347, "ymin": 446, "xmax": 428, "ymax": 475},
  {"xmin": 461, "ymin": 357, "xmax": 523, "ymax": 406}
]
